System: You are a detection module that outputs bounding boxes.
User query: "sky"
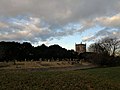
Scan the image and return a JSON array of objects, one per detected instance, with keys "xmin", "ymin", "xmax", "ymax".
[{"xmin": 0, "ymin": 0, "xmax": 120, "ymax": 50}]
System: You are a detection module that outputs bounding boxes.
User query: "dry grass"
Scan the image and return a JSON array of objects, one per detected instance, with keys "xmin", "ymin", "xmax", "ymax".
[{"xmin": 0, "ymin": 61, "xmax": 83, "ymax": 69}]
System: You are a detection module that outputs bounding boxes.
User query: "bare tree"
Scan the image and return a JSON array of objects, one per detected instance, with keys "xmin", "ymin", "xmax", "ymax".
[
  {"xmin": 89, "ymin": 37, "xmax": 120, "ymax": 56},
  {"xmin": 100, "ymin": 37, "xmax": 120, "ymax": 56},
  {"xmin": 88, "ymin": 43, "xmax": 108, "ymax": 54}
]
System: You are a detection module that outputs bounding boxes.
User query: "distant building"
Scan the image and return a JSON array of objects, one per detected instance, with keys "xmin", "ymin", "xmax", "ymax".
[{"xmin": 75, "ymin": 42, "xmax": 86, "ymax": 54}]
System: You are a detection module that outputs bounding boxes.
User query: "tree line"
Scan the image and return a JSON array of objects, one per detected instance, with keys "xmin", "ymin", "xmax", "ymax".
[{"xmin": 0, "ymin": 41, "xmax": 78, "ymax": 63}]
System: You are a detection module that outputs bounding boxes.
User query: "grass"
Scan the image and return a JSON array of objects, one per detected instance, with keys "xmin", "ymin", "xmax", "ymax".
[
  {"xmin": 0, "ymin": 67, "xmax": 120, "ymax": 90},
  {"xmin": 0, "ymin": 61, "xmax": 76, "ymax": 69}
]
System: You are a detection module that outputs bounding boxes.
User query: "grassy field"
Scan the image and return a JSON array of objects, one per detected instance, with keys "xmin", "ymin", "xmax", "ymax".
[
  {"xmin": 0, "ymin": 61, "xmax": 79, "ymax": 69},
  {"xmin": 0, "ymin": 66, "xmax": 120, "ymax": 90}
]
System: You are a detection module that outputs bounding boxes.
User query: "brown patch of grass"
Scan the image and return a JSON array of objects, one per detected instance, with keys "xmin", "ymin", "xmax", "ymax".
[{"xmin": 0, "ymin": 61, "xmax": 92, "ymax": 70}]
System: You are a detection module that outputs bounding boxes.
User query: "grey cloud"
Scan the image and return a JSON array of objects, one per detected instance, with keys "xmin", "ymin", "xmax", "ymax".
[
  {"xmin": 95, "ymin": 14, "xmax": 120, "ymax": 28},
  {"xmin": 95, "ymin": 28, "xmax": 112, "ymax": 36},
  {"xmin": 0, "ymin": 0, "xmax": 120, "ymax": 24},
  {"xmin": 0, "ymin": 0, "xmax": 120, "ymax": 43},
  {"xmin": 0, "ymin": 17, "xmax": 78, "ymax": 43},
  {"xmin": 96, "ymin": 29, "xmax": 120, "ymax": 39},
  {"xmin": 82, "ymin": 28, "xmax": 120, "ymax": 42}
]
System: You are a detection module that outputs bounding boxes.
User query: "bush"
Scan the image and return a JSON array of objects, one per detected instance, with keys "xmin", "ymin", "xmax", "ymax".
[{"xmin": 92, "ymin": 54, "xmax": 120, "ymax": 67}]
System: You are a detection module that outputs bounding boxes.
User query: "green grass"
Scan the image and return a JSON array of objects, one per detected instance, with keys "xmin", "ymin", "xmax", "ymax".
[{"xmin": 0, "ymin": 67, "xmax": 120, "ymax": 90}]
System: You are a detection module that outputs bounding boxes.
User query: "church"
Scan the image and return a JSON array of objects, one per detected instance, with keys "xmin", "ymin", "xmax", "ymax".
[{"xmin": 75, "ymin": 42, "xmax": 86, "ymax": 54}]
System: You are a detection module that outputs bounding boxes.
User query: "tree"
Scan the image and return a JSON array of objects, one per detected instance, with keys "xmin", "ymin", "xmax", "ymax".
[
  {"xmin": 100, "ymin": 37, "xmax": 120, "ymax": 56},
  {"xmin": 89, "ymin": 37, "xmax": 120, "ymax": 56},
  {"xmin": 88, "ymin": 37, "xmax": 120, "ymax": 66},
  {"xmin": 88, "ymin": 43, "xmax": 108, "ymax": 55},
  {"xmin": 34, "ymin": 44, "xmax": 48, "ymax": 61}
]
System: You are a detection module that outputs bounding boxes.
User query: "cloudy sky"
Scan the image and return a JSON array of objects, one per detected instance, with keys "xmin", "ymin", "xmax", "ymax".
[{"xmin": 0, "ymin": 0, "xmax": 120, "ymax": 49}]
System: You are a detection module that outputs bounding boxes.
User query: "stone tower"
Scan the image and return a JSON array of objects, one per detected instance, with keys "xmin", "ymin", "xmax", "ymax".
[{"xmin": 75, "ymin": 42, "xmax": 86, "ymax": 54}]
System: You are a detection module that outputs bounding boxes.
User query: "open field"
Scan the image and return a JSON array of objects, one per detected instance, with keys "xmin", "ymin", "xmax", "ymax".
[
  {"xmin": 0, "ymin": 61, "xmax": 93, "ymax": 70},
  {"xmin": 0, "ymin": 66, "xmax": 120, "ymax": 90},
  {"xmin": 0, "ymin": 61, "xmax": 74, "ymax": 70}
]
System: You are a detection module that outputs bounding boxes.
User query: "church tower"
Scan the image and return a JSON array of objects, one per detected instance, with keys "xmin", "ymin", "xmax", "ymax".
[{"xmin": 75, "ymin": 42, "xmax": 86, "ymax": 54}]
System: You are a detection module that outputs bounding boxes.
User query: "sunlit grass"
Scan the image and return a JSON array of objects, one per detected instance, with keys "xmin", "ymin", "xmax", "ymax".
[{"xmin": 0, "ymin": 61, "xmax": 76, "ymax": 69}]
